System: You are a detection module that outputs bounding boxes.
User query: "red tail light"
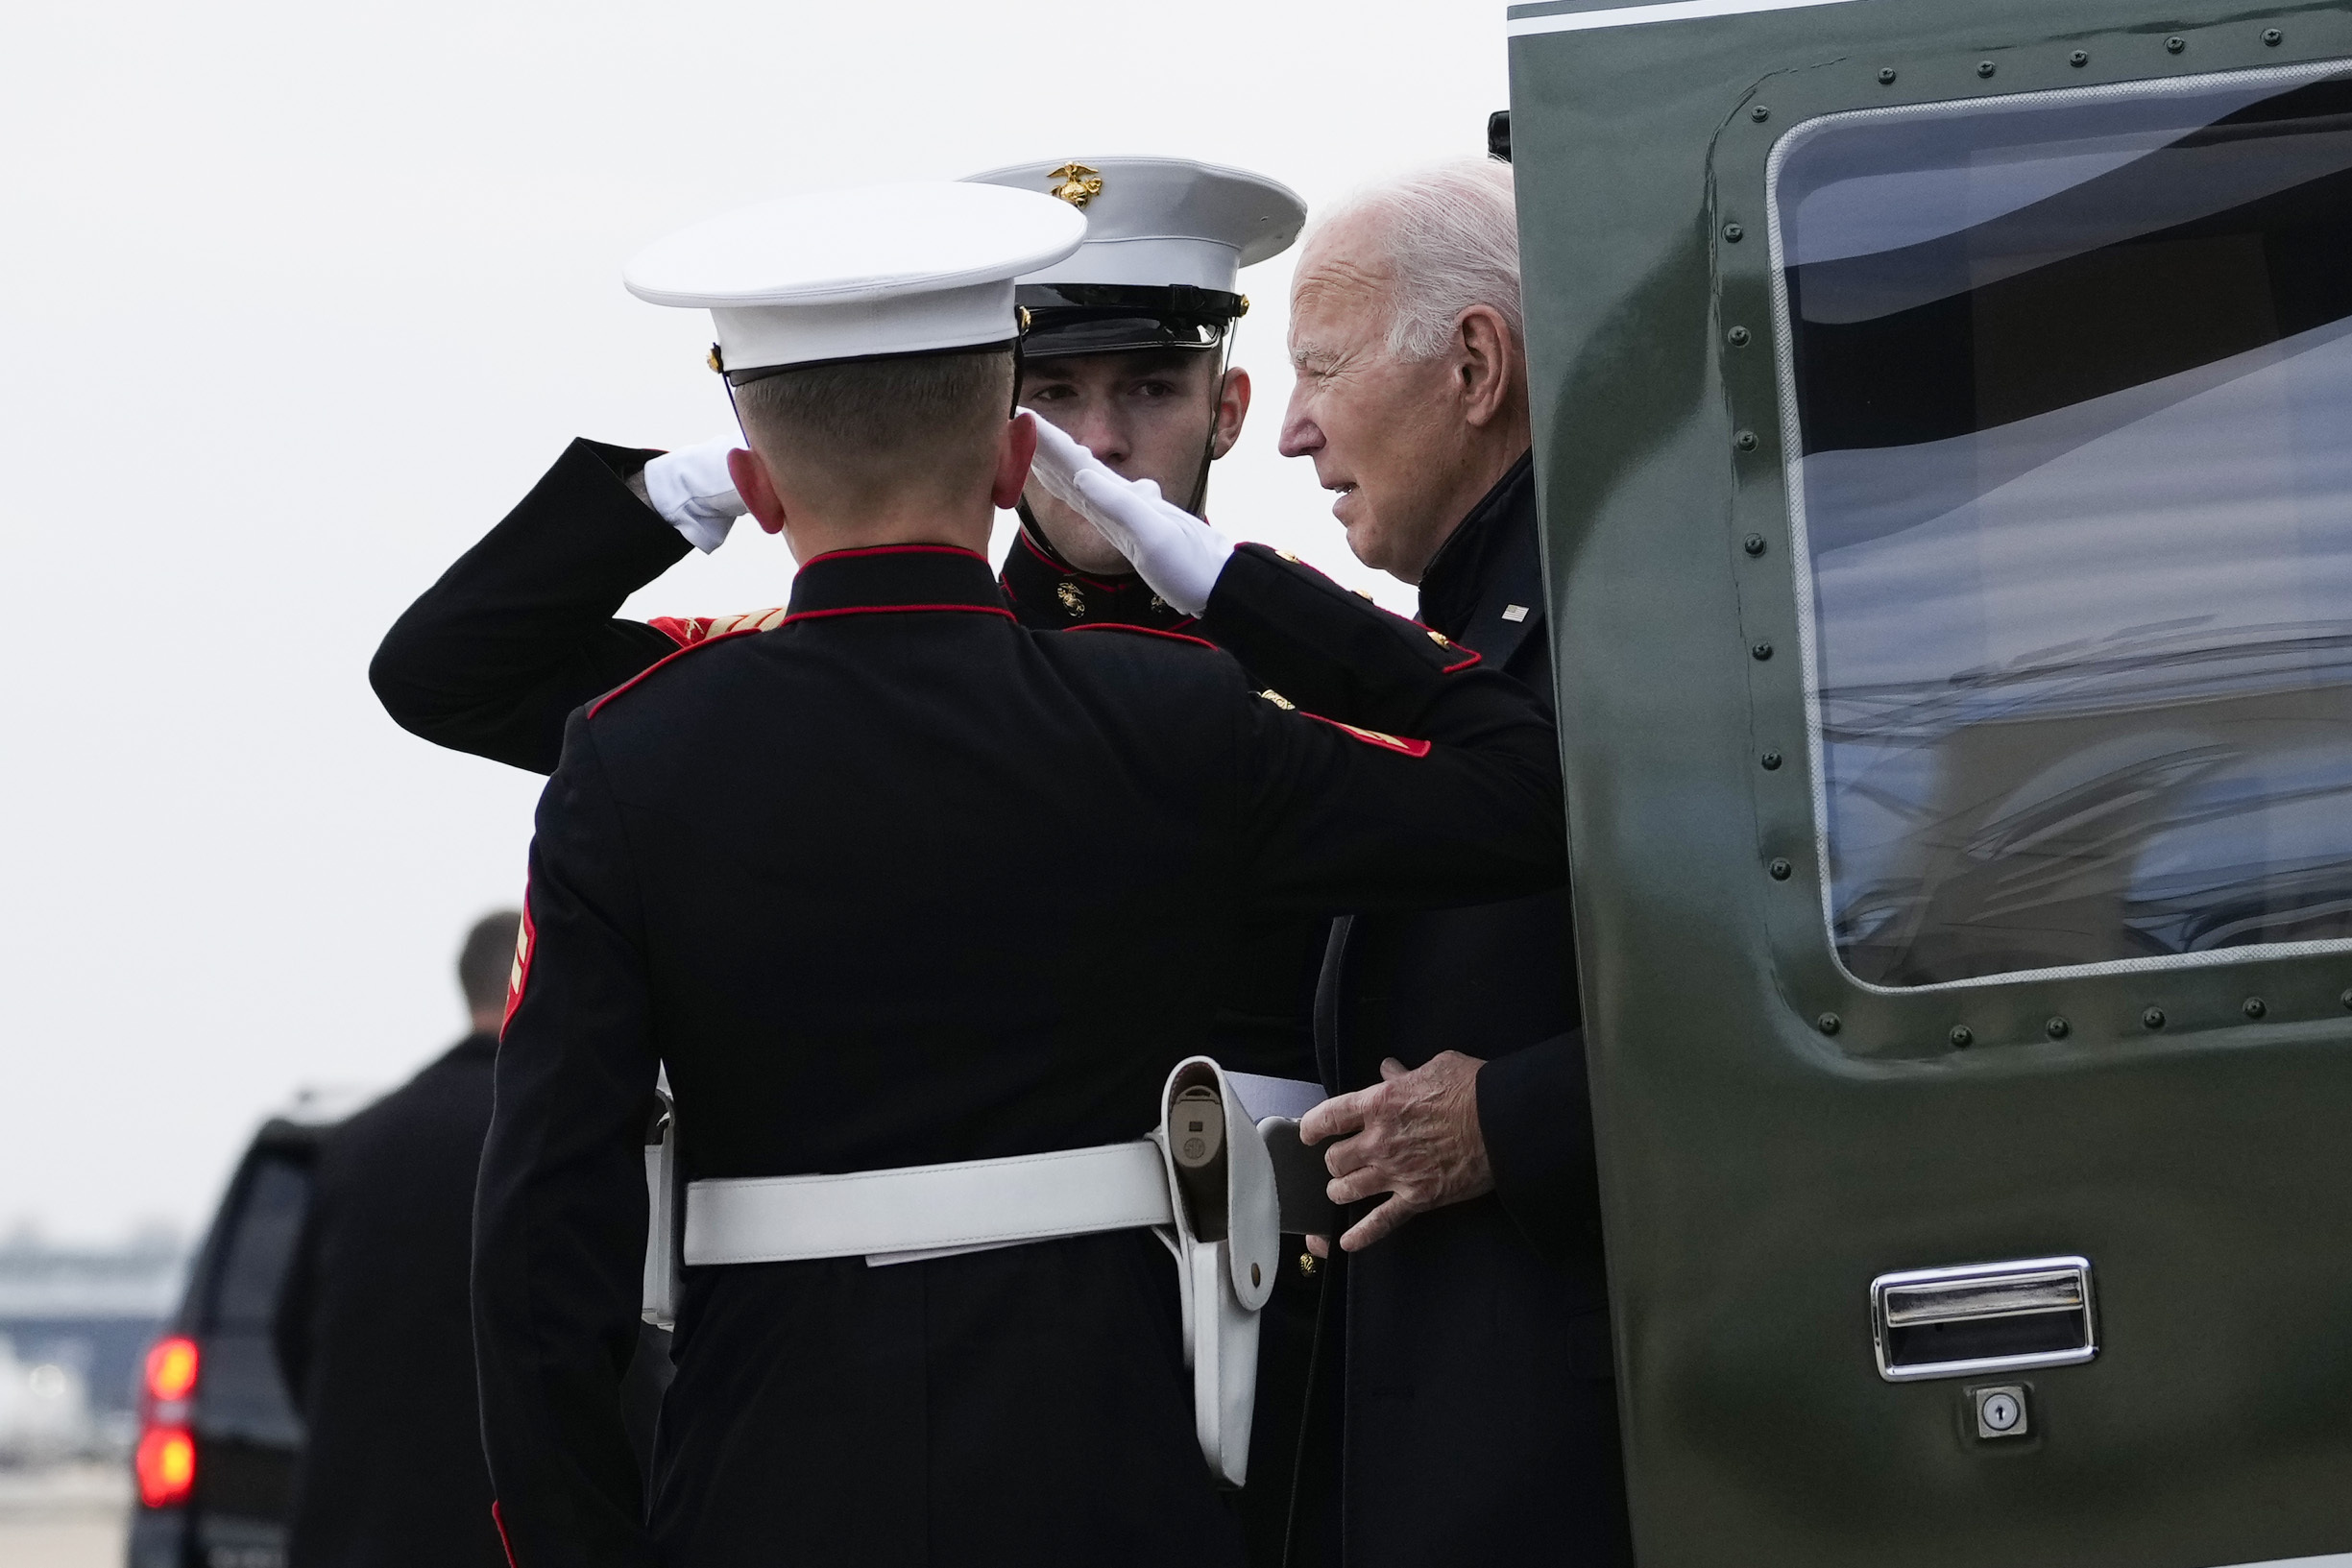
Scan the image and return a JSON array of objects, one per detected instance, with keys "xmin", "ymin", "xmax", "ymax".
[
  {"xmin": 135, "ymin": 1335, "xmax": 201, "ymax": 1508},
  {"xmin": 145, "ymin": 1337, "xmax": 199, "ymax": 1404},
  {"xmin": 135, "ymin": 1425, "xmax": 196, "ymax": 1508}
]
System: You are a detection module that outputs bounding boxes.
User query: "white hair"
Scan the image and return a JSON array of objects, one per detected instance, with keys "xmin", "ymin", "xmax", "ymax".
[{"xmin": 1306, "ymin": 158, "xmax": 1522, "ymax": 362}]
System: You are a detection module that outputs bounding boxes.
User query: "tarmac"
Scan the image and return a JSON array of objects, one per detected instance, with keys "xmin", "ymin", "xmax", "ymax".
[{"xmin": 0, "ymin": 1461, "xmax": 129, "ymax": 1568}]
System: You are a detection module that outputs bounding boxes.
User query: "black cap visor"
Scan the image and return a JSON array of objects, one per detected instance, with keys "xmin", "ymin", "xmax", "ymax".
[{"xmin": 1017, "ymin": 283, "xmax": 1245, "ymax": 359}]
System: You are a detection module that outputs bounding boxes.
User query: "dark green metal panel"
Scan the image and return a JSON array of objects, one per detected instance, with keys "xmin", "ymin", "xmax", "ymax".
[{"xmin": 1509, "ymin": 2, "xmax": 2352, "ymax": 1563}]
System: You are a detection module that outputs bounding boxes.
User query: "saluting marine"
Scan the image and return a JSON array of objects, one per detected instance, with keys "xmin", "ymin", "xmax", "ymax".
[
  {"xmin": 371, "ymin": 158, "xmax": 1328, "ymax": 1560},
  {"xmin": 469, "ymin": 180, "xmax": 1568, "ymax": 1566},
  {"xmin": 964, "ymin": 157, "xmax": 1296, "ymax": 637}
]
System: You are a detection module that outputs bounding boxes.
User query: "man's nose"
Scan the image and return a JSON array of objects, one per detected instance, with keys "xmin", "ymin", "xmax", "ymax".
[
  {"xmin": 1065, "ymin": 405, "xmax": 1130, "ymax": 468},
  {"xmin": 1277, "ymin": 386, "xmax": 1322, "ymax": 460}
]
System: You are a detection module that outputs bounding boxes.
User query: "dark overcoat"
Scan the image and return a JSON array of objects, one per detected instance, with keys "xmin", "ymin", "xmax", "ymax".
[
  {"xmin": 273, "ymin": 1034, "xmax": 511, "ymax": 1568},
  {"xmin": 1299, "ymin": 454, "xmax": 1632, "ymax": 1568},
  {"xmin": 464, "ymin": 504, "xmax": 1565, "ymax": 1566}
]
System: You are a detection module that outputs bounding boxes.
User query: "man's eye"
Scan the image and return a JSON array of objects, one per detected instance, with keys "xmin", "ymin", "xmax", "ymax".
[
  {"xmin": 1131, "ymin": 381, "xmax": 1177, "ymax": 398},
  {"xmin": 1026, "ymin": 385, "xmax": 1075, "ymax": 402}
]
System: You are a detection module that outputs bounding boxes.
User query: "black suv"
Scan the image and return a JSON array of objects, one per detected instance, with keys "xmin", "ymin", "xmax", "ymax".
[
  {"xmin": 126, "ymin": 1084, "xmax": 674, "ymax": 1568},
  {"xmin": 126, "ymin": 1091, "xmax": 368, "ymax": 1568}
]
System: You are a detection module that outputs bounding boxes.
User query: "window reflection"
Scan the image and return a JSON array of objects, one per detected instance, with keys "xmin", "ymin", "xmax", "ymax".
[{"xmin": 1774, "ymin": 66, "xmax": 2352, "ymax": 987}]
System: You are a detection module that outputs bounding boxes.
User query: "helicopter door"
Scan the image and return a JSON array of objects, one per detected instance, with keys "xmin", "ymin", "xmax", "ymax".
[{"xmin": 1510, "ymin": 3, "xmax": 2352, "ymax": 1564}]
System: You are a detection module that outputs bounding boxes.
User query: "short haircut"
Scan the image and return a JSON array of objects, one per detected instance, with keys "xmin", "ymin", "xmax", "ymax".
[
  {"xmin": 458, "ymin": 909, "xmax": 522, "ymax": 1018},
  {"xmin": 732, "ymin": 350, "xmax": 1013, "ymax": 472},
  {"xmin": 1311, "ymin": 158, "xmax": 1523, "ymax": 362}
]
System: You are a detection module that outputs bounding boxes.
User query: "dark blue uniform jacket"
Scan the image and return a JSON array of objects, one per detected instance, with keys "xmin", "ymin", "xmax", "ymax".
[
  {"xmin": 369, "ymin": 443, "xmax": 1327, "ymax": 1562},
  {"xmin": 470, "ymin": 512, "xmax": 1565, "ymax": 1566}
]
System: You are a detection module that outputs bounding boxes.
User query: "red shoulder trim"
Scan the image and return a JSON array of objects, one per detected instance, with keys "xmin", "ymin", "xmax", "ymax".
[
  {"xmin": 645, "ymin": 607, "xmax": 788, "ymax": 647},
  {"xmin": 803, "ymin": 543, "xmax": 989, "ymax": 566},
  {"xmin": 498, "ymin": 897, "xmax": 534, "ymax": 1038},
  {"xmin": 587, "ymin": 628, "xmax": 764, "ymax": 718},
  {"xmin": 1061, "ymin": 622, "xmax": 1219, "ymax": 651},
  {"xmin": 778, "ymin": 604, "xmax": 1018, "ymax": 627},
  {"xmin": 1301, "ymin": 712, "xmax": 1434, "ymax": 758}
]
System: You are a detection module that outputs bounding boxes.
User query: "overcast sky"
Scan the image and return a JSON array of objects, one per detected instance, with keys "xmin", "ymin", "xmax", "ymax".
[{"xmin": 0, "ymin": 0, "xmax": 1510, "ymax": 1243}]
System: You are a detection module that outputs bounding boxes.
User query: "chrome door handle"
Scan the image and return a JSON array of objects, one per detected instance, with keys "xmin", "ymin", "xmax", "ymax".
[{"xmin": 1870, "ymin": 1256, "xmax": 2097, "ymax": 1383}]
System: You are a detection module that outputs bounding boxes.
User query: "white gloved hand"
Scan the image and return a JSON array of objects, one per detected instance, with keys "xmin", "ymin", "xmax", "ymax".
[
  {"xmin": 642, "ymin": 435, "xmax": 748, "ymax": 553},
  {"xmin": 1023, "ymin": 412, "xmax": 1235, "ymax": 616}
]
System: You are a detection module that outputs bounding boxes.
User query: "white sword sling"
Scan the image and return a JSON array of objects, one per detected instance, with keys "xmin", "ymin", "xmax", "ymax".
[{"xmin": 640, "ymin": 1056, "xmax": 1297, "ymax": 1487}]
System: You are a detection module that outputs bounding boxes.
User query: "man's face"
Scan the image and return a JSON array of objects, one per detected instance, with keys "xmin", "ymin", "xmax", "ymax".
[
  {"xmin": 1278, "ymin": 219, "xmax": 1470, "ymax": 585},
  {"xmin": 1020, "ymin": 348, "xmax": 1247, "ymax": 575}
]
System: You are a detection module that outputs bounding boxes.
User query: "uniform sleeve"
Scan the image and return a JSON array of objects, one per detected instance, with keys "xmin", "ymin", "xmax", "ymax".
[
  {"xmin": 1476, "ymin": 1031, "xmax": 1605, "ymax": 1261},
  {"xmin": 370, "ymin": 440, "xmax": 691, "ymax": 774},
  {"xmin": 472, "ymin": 719, "xmax": 662, "ymax": 1568},
  {"xmin": 1198, "ymin": 544, "xmax": 1568, "ymax": 912}
]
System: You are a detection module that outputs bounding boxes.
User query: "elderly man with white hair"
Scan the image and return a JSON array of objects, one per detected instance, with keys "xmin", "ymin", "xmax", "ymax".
[{"xmin": 1283, "ymin": 159, "xmax": 1631, "ymax": 1568}]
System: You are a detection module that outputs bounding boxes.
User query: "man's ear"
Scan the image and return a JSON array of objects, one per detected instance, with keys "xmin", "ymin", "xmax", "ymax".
[
  {"xmin": 1455, "ymin": 304, "xmax": 1521, "ymax": 430},
  {"xmin": 727, "ymin": 445, "xmax": 789, "ymax": 536},
  {"xmin": 1209, "ymin": 366, "xmax": 1251, "ymax": 461},
  {"xmin": 992, "ymin": 413, "xmax": 1039, "ymax": 511}
]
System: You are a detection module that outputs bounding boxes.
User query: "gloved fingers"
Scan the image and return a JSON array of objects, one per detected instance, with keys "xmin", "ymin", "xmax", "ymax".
[
  {"xmin": 1020, "ymin": 412, "xmax": 1102, "ymax": 511},
  {"xmin": 1070, "ymin": 470, "xmax": 1151, "ymax": 553},
  {"xmin": 649, "ymin": 436, "xmax": 748, "ymax": 508},
  {"xmin": 644, "ymin": 434, "xmax": 749, "ymax": 551}
]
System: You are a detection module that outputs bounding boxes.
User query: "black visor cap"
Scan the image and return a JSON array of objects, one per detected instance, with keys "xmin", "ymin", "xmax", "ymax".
[{"xmin": 1016, "ymin": 283, "xmax": 1245, "ymax": 359}]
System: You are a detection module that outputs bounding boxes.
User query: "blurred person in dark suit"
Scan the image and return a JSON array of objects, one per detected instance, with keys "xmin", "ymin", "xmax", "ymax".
[{"xmin": 271, "ymin": 911, "xmax": 521, "ymax": 1568}]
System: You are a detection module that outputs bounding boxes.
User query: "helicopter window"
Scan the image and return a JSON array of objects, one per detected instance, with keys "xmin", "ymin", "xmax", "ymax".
[{"xmin": 1771, "ymin": 63, "xmax": 2352, "ymax": 988}]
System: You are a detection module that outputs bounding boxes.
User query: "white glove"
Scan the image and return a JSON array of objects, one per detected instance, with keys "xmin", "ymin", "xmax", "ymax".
[
  {"xmin": 1024, "ymin": 413, "xmax": 1235, "ymax": 616},
  {"xmin": 642, "ymin": 435, "xmax": 747, "ymax": 553}
]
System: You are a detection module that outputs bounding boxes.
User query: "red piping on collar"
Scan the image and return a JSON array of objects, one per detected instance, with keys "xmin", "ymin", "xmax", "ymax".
[
  {"xmin": 1409, "ymin": 619, "xmax": 1485, "ymax": 675},
  {"xmin": 1016, "ymin": 530, "xmax": 1133, "ymax": 591},
  {"xmin": 778, "ymin": 603, "xmax": 1018, "ymax": 627},
  {"xmin": 802, "ymin": 543, "xmax": 991, "ymax": 566},
  {"xmin": 1061, "ymin": 622, "xmax": 1218, "ymax": 651},
  {"xmin": 587, "ymin": 628, "xmax": 763, "ymax": 717}
]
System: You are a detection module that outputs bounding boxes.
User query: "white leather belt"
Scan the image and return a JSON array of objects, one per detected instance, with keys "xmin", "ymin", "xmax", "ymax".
[
  {"xmin": 648, "ymin": 1059, "xmax": 1301, "ymax": 1487},
  {"xmin": 683, "ymin": 1141, "xmax": 1174, "ymax": 1267}
]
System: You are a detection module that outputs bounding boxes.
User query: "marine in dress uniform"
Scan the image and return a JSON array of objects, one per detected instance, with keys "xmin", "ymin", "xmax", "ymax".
[
  {"xmin": 468, "ymin": 181, "xmax": 1568, "ymax": 1567},
  {"xmin": 370, "ymin": 158, "xmax": 1328, "ymax": 1563}
]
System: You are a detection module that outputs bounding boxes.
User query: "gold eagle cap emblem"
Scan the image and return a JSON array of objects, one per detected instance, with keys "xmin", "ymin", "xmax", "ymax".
[
  {"xmin": 1048, "ymin": 162, "xmax": 1104, "ymax": 208},
  {"xmin": 1056, "ymin": 581, "xmax": 1086, "ymax": 616}
]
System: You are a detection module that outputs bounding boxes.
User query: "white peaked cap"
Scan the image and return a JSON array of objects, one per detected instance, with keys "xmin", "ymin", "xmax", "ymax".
[
  {"xmin": 623, "ymin": 181, "xmax": 1088, "ymax": 375},
  {"xmin": 960, "ymin": 157, "xmax": 1307, "ymax": 293}
]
